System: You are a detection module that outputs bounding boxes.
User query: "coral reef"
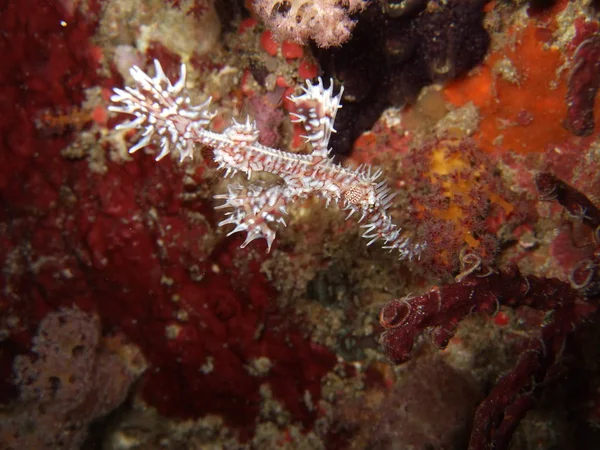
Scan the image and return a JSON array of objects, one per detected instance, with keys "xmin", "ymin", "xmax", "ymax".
[
  {"xmin": 380, "ymin": 172, "xmax": 600, "ymax": 449},
  {"xmin": 1, "ymin": 0, "xmax": 600, "ymax": 449}
]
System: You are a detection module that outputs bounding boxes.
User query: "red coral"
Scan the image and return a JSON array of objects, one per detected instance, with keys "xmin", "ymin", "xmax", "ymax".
[{"xmin": 380, "ymin": 265, "xmax": 587, "ymax": 363}]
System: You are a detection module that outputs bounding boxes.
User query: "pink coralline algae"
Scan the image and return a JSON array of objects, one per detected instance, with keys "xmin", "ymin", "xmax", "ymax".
[
  {"xmin": 564, "ymin": 33, "xmax": 600, "ymax": 136},
  {"xmin": 0, "ymin": 308, "xmax": 145, "ymax": 450}
]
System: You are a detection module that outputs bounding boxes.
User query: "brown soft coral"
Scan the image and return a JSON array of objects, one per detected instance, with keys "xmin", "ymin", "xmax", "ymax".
[{"xmin": 252, "ymin": 0, "xmax": 367, "ymax": 48}]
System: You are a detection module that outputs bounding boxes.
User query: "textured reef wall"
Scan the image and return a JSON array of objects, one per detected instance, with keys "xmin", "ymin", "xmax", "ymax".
[{"xmin": 1, "ymin": 0, "xmax": 600, "ymax": 449}]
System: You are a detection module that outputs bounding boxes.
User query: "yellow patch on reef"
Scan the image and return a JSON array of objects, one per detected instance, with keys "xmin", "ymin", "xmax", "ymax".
[
  {"xmin": 430, "ymin": 147, "xmax": 469, "ymax": 176},
  {"xmin": 425, "ymin": 139, "xmax": 510, "ymax": 249},
  {"xmin": 428, "ymin": 140, "xmax": 484, "ymax": 201},
  {"xmin": 488, "ymin": 191, "xmax": 514, "ymax": 215}
]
